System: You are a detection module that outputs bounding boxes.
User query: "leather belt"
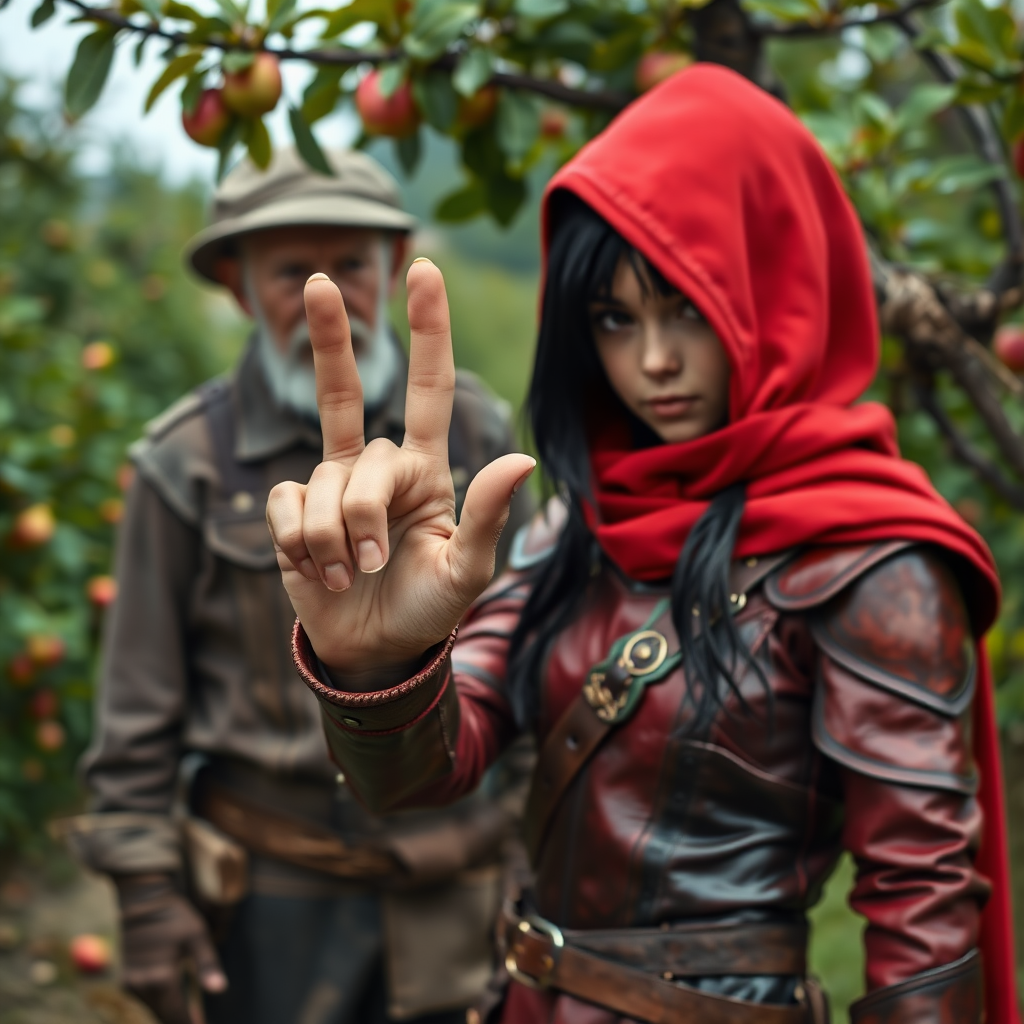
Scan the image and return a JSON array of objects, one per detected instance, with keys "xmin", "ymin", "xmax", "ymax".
[
  {"xmin": 501, "ymin": 908, "xmax": 811, "ymax": 1024},
  {"xmin": 198, "ymin": 781, "xmax": 400, "ymax": 881}
]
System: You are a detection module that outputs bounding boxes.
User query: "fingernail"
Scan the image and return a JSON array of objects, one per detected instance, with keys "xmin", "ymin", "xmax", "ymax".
[
  {"xmin": 411, "ymin": 256, "xmax": 433, "ymax": 265},
  {"xmin": 202, "ymin": 971, "xmax": 228, "ymax": 993},
  {"xmin": 512, "ymin": 461, "xmax": 537, "ymax": 495},
  {"xmin": 324, "ymin": 562, "xmax": 352, "ymax": 591},
  {"xmin": 298, "ymin": 558, "xmax": 319, "ymax": 581},
  {"xmin": 357, "ymin": 539, "xmax": 385, "ymax": 573},
  {"xmin": 307, "ymin": 272, "xmax": 330, "ymax": 283}
]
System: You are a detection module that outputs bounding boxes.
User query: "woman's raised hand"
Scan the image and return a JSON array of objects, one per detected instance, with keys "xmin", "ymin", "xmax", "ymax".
[{"xmin": 266, "ymin": 259, "xmax": 535, "ymax": 677}]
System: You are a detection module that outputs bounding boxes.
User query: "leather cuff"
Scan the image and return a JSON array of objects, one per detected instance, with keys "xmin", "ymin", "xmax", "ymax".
[
  {"xmin": 292, "ymin": 619, "xmax": 457, "ymax": 733},
  {"xmin": 850, "ymin": 950, "xmax": 982, "ymax": 1024}
]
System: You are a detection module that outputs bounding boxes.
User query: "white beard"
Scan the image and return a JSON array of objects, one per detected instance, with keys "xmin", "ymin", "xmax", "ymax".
[{"xmin": 247, "ymin": 249, "xmax": 400, "ymax": 422}]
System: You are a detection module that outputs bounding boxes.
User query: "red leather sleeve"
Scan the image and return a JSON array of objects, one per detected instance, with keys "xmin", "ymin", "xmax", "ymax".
[
  {"xmin": 812, "ymin": 549, "xmax": 990, "ymax": 992},
  {"xmin": 293, "ymin": 571, "xmax": 530, "ymax": 814}
]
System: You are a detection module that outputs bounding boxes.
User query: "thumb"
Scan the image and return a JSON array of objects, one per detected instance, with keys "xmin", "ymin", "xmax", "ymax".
[
  {"xmin": 447, "ymin": 453, "xmax": 535, "ymax": 596},
  {"xmin": 187, "ymin": 926, "xmax": 227, "ymax": 994}
]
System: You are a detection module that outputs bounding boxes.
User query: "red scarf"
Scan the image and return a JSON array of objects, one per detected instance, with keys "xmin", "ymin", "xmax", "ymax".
[{"xmin": 543, "ymin": 64, "xmax": 1017, "ymax": 1019}]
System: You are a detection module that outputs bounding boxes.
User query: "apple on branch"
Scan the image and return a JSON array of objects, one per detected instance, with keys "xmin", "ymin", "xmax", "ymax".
[
  {"xmin": 183, "ymin": 89, "xmax": 231, "ymax": 148},
  {"xmin": 356, "ymin": 71, "xmax": 421, "ymax": 138},
  {"xmin": 995, "ymin": 323, "xmax": 1024, "ymax": 372},
  {"xmin": 9, "ymin": 505, "xmax": 55, "ymax": 548},
  {"xmin": 222, "ymin": 53, "xmax": 282, "ymax": 118}
]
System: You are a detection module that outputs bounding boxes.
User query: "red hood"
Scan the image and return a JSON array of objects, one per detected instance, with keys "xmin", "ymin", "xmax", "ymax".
[{"xmin": 543, "ymin": 62, "xmax": 877, "ymax": 423}]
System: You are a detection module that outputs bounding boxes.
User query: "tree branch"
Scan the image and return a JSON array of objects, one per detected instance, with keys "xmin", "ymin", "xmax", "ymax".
[
  {"xmin": 914, "ymin": 379, "xmax": 1024, "ymax": 509},
  {"xmin": 57, "ymin": 0, "xmax": 629, "ymax": 111}
]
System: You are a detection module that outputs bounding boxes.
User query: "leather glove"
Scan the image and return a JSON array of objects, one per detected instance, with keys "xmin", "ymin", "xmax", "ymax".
[{"xmin": 115, "ymin": 873, "xmax": 227, "ymax": 1024}]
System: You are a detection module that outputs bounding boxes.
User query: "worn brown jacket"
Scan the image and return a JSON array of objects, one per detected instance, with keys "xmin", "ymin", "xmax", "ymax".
[{"xmin": 73, "ymin": 339, "xmax": 534, "ymax": 1013}]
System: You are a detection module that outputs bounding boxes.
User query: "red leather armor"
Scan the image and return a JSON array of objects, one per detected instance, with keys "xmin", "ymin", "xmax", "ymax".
[{"xmin": 295, "ymin": 511, "xmax": 989, "ymax": 1023}]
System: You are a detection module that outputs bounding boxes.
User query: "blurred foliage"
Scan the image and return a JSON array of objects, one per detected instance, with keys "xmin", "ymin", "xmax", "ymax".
[{"xmin": 0, "ymin": 77, "xmax": 246, "ymax": 853}]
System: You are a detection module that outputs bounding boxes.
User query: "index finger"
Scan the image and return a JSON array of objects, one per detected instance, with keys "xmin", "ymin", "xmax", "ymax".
[
  {"xmin": 305, "ymin": 274, "xmax": 364, "ymax": 462},
  {"xmin": 403, "ymin": 258, "xmax": 455, "ymax": 458}
]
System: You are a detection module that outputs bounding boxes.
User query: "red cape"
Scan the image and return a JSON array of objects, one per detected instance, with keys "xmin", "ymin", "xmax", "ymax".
[{"xmin": 543, "ymin": 63, "xmax": 1017, "ymax": 1019}]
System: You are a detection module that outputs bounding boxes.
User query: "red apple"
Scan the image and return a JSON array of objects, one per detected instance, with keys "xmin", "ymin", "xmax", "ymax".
[
  {"xmin": 10, "ymin": 504, "xmax": 55, "ymax": 548},
  {"xmin": 540, "ymin": 108, "xmax": 569, "ymax": 139},
  {"xmin": 81, "ymin": 341, "xmax": 115, "ymax": 370},
  {"xmin": 182, "ymin": 89, "xmax": 231, "ymax": 148},
  {"xmin": 69, "ymin": 934, "xmax": 111, "ymax": 974},
  {"xmin": 995, "ymin": 323, "xmax": 1024, "ymax": 372},
  {"xmin": 99, "ymin": 498, "xmax": 124, "ymax": 524},
  {"xmin": 1014, "ymin": 136, "xmax": 1024, "ymax": 180},
  {"xmin": 9, "ymin": 654, "xmax": 35, "ymax": 687},
  {"xmin": 87, "ymin": 575, "xmax": 118, "ymax": 607},
  {"xmin": 116, "ymin": 463, "xmax": 136, "ymax": 493},
  {"xmin": 457, "ymin": 86, "xmax": 498, "ymax": 130},
  {"xmin": 634, "ymin": 51, "xmax": 693, "ymax": 94},
  {"xmin": 29, "ymin": 690, "xmax": 59, "ymax": 720},
  {"xmin": 27, "ymin": 634, "xmax": 65, "ymax": 668},
  {"xmin": 35, "ymin": 720, "xmax": 65, "ymax": 752},
  {"xmin": 356, "ymin": 71, "xmax": 420, "ymax": 138},
  {"xmin": 222, "ymin": 53, "xmax": 282, "ymax": 118}
]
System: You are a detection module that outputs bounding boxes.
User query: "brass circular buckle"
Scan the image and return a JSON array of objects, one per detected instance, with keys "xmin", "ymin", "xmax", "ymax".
[
  {"xmin": 505, "ymin": 915, "xmax": 565, "ymax": 990},
  {"xmin": 621, "ymin": 630, "xmax": 668, "ymax": 676}
]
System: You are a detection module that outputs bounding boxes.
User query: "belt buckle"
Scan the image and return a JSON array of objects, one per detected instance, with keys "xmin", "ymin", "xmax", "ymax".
[{"xmin": 505, "ymin": 914, "xmax": 564, "ymax": 990}]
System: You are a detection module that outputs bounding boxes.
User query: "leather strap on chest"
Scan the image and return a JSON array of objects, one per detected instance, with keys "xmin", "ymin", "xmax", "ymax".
[{"xmin": 523, "ymin": 550, "xmax": 794, "ymax": 864}]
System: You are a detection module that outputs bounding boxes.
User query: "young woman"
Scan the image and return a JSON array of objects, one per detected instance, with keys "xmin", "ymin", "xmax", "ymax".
[{"xmin": 267, "ymin": 65, "xmax": 1017, "ymax": 1023}]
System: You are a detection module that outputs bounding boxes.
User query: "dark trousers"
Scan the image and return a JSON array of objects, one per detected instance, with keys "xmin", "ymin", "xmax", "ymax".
[{"xmin": 203, "ymin": 890, "xmax": 467, "ymax": 1024}]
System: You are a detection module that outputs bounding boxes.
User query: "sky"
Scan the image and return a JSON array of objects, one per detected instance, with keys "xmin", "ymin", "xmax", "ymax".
[{"xmin": 0, "ymin": 0, "xmax": 360, "ymax": 187}]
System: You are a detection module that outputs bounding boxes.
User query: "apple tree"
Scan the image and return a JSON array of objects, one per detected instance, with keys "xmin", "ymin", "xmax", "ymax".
[{"xmin": 0, "ymin": 79, "xmax": 243, "ymax": 851}]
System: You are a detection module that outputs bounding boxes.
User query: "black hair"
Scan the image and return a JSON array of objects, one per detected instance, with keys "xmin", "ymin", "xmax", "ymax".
[{"xmin": 506, "ymin": 194, "xmax": 769, "ymax": 731}]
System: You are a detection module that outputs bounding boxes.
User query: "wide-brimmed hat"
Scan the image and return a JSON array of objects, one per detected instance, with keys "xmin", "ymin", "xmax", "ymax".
[{"xmin": 185, "ymin": 146, "xmax": 417, "ymax": 282}]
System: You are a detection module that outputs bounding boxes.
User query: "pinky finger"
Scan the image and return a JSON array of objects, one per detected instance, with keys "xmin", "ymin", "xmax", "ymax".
[{"xmin": 267, "ymin": 481, "xmax": 318, "ymax": 582}]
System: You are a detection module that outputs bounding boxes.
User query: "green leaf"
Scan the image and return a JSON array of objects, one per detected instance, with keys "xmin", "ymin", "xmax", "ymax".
[
  {"xmin": 215, "ymin": 117, "xmax": 246, "ymax": 181},
  {"xmin": 434, "ymin": 179, "xmax": 487, "ymax": 221},
  {"xmin": 30, "ymin": 0, "xmax": 56, "ymax": 28},
  {"xmin": 266, "ymin": 0, "xmax": 299, "ymax": 34},
  {"xmin": 181, "ymin": 70, "xmax": 205, "ymax": 114},
  {"xmin": 395, "ymin": 132, "xmax": 422, "ymax": 175},
  {"xmin": 413, "ymin": 71, "xmax": 458, "ymax": 131},
  {"xmin": 133, "ymin": 35, "xmax": 149, "ymax": 67},
  {"xmin": 743, "ymin": 0, "xmax": 819, "ymax": 20},
  {"xmin": 65, "ymin": 29, "xmax": 117, "ymax": 121},
  {"xmin": 378, "ymin": 62, "xmax": 407, "ymax": 99},
  {"xmin": 246, "ymin": 117, "xmax": 272, "ymax": 169},
  {"xmin": 221, "ymin": 51, "xmax": 256, "ymax": 73},
  {"xmin": 144, "ymin": 51, "xmax": 203, "ymax": 112},
  {"xmin": 289, "ymin": 106, "xmax": 334, "ymax": 175},
  {"xmin": 302, "ymin": 66, "xmax": 344, "ymax": 124},
  {"xmin": 496, "ymin": 89, "xmax": 539, "ymax": 161},
  {"xmin": 136, "ymin": 0, "xmax": 162, "ymax": 16},
  {"xmin": 894, "ymin": 83, "xmax": 956, "ymax": 134},
  {"xmin": 1005, "ymin": 92, "xmax": 1024, "ymax": 143},
  {"xmin": 453, "ymin": 47, "xmax": 493, "ymax": 98},
  {"xmin": 212, "ymin": 0, "xmax": 244, "ymax": 25},
  {"xmin": 321, "ymin": 0, "xmax": 393, "ymax": 38},
  {"xmin": 485, "ymin": 172, "xmax": 526, "ymax": 226},
  {"xmin": 953, "ymin": 0, "xmax": 1015, "ymax": 61},
  {"xmin": 514, "ymin": 0, "xmax": 568, "ymax": 17},
  {"xmin": 404, "ymin": 1, "xmax": 478, "ymax": 61}
]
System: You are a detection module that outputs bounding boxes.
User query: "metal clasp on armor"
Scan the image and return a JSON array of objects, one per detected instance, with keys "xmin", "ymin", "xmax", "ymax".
[
  {"xmin": 583, "ymin": 629, "xmax": 670, "ymax": 723},
  {"xmin": 505, "ymin": 914, "xmax": 565, "ymax": 990}
]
